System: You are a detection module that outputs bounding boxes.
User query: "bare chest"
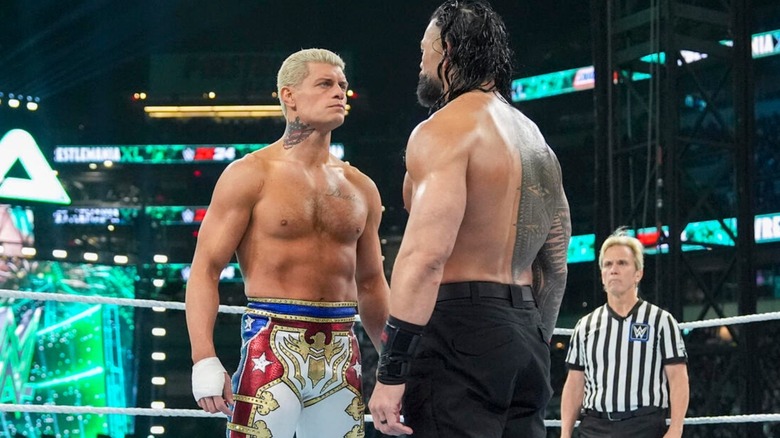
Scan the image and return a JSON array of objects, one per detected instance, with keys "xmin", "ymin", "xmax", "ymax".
[{"xmin": 255, "ymin": 174, "xmax": 368, "ymax": 242}]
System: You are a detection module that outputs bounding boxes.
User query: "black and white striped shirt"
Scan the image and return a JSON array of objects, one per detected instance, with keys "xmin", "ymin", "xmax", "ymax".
[{"xmin": 565, "ymin": 299, "xmax": 687, "ymax": 412}]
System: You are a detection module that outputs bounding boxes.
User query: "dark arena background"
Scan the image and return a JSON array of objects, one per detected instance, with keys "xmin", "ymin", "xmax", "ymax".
[{"xmin": 1, "ymin": 0, "xmax": 780, "ymax": 437}]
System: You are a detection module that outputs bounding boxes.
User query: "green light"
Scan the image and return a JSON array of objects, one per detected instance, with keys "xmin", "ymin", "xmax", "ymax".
[
  {"xmin": 513, "ymin": 29, "xmax": 780, "ymax": 102},
  {"xmin": 26, "ymin": 366, "xmax": 104, "ymax": 389},
  {"xmin": 36, "ymin": 305, "xmax": 101, "ymax": 336}
]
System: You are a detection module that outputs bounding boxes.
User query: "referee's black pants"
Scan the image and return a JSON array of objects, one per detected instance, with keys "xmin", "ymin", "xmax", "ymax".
[
  {"xmin": 401, "ymin": 282, "xmax": 552, "ymax": 438},
  {"xmin": 577, "ymin": 410, "xmax": 667, "ymax": 438}
]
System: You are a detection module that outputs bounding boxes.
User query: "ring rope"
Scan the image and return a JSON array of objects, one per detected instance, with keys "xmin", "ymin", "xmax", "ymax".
[
  {"xmin": 2, "ymin": 289, "xmax": 779, "ymax": 334},
  {"xmin": 1, "ymin": 404, "xmax": 778, "ymax": 426},
  {"xmin": 3, "ymin": 288, "xmax": 780, "ymax": 428}
]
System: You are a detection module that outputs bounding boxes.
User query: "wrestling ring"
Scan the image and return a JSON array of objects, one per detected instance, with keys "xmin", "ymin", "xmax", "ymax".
[{"xmin": 1, "ymin": 288, "xmax": 780, "ymax": 436}]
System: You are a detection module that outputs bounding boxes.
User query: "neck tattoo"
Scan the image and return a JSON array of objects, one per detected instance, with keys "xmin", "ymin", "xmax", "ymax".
[{"xmin": 283, "ymin": 117, "xmax": 315, "ymax": 148}]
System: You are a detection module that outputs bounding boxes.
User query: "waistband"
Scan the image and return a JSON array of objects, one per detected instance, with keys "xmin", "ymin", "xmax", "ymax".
[
  {"xmin": 582, "ymin": 406, "xmax": 664, "ymax": 421},
  {"xmin": 437, "ymin": 282, "xmax": 535, "ymax": 307},
  {"xmin": 246, "ymin": 298, "xmax": 357, "ymax": 323}
]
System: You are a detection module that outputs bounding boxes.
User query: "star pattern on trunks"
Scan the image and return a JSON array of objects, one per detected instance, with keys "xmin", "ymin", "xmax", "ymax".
[
  {"xmin": 352, "ymin": 362, "xmax": 362, "ymax": 378},
  {"xmin": 244, "ymin": 316, "xmax": 255, "ymax": 332},
  {"xmin": 252, "ymin": 353, "xmax": 273, "ymax": 372}
]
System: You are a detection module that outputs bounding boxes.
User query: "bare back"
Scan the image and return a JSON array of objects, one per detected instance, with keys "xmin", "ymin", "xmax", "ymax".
[
  {"xmin": 401, "ymin": 91, "xmax": 570, "ymax": 336},
  {"xmin": 405, "ymin": 92, "xmax": 566, "ymax": 285}
]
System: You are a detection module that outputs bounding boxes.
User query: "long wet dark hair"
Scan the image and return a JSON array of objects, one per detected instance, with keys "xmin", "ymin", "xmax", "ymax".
[{"xmin": 430, "ymin": 0, "xmax": 513, "ymax": 111}]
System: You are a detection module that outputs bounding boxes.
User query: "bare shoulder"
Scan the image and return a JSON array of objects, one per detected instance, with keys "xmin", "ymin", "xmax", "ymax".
[
  {"xmin": 213, "ymin": 147, "xmax": 273, "ymax": 198},
  {"xmin": 337, "ymin": 158, "xmax": 380, "ymax": 198},
  {"xmin": 408, "ymin": 94, "xmax": 487, "ymax": 157}
]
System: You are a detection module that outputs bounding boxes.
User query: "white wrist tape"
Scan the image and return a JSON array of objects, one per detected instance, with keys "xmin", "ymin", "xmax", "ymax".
[{"xmin": 192, "ymin": 357, "xmax": 228, "ymax": 401}]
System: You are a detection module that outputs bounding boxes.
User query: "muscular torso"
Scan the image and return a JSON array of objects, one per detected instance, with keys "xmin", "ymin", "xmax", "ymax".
[
  {"xmin": 238, "ymin": 149, "xmax": 369, "ymax": 301},
  {"xmin": 404, "ymin": 92, "xmax": 563, "ymax": 285}
]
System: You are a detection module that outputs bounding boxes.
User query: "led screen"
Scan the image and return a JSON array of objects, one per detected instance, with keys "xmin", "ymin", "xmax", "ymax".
[{"xmin": 0, "ymin": 261, "xmax": 137, "ymax": 437}]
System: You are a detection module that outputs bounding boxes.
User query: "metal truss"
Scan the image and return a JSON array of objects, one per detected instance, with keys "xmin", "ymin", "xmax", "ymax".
[{"xmin": 591, "ymin": 0, "xmax": 761, "ymax": 435}]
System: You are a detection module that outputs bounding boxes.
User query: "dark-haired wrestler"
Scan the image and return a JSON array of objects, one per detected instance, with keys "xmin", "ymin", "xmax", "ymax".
[{"xmin": 368, "ymin": 2, "xmax": 571, "ymax": 437}]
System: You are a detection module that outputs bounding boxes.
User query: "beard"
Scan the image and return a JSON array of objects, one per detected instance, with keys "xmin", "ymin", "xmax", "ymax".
[{"xmin": 416, "ymin": 74, "xmax": 444, "ymax": 108}]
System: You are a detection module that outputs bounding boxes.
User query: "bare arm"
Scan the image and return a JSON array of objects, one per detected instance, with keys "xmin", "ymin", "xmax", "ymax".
[
  {"xmin": 532, "ymin": 160, "xmax": 571, "ymax": 341},
  {"xmin": 560, "ymin": 369, "xmax": 584, "ymax": 438},
  {"xmin": 663, "ymin": 363, "xmax": 689, "ymax": 438},
  {"xmin": 389, "ymin": 119, "xmax": 469, "ymax": 325},
  {"xmin": 354, "ymin": 174, "xmax": 390, "ymax": 351},
  {"xmin": 185, "ymin": 157, "xmax": 261, "ymax": 363}
]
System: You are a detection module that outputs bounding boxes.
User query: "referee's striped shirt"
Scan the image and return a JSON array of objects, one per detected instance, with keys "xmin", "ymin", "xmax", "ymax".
[{"xmin": 565, "ymin": 299, "xmax": 687, "ymax": 413}]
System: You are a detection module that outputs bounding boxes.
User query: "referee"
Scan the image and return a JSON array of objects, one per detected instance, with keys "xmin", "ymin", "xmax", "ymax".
[{"xmin": 560, "ymin": 228, "xmax": 689, "ymax": 438}]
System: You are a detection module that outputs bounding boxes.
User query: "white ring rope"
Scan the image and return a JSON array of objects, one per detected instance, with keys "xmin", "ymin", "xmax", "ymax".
[
  {"xmin": 2, "ymin": 288, "xmax": 780, "ymax": 427},
  {"xmin": 2, "ymin": 289, "xmax": 779, "ymax": 334},
  {"xmin": 0, "ymin": 404, "xmax": 778, "ymax": 426}
]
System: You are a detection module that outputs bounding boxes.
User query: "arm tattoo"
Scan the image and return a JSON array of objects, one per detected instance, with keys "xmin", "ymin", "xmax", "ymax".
[
  {"xmin": 533, "ymin": 206, "xmax": 572, "ymax": 340},
  {"xmin": 283, "ymin": 117, "xmax": 315, "ymax": 148},
  {"xmin": 511, "ymin": 142, "xmax": 572, "ymax": 340}
]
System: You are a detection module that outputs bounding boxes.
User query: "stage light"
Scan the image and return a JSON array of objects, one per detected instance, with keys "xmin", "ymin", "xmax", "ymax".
[
  {"xmin": 8, "ymin": 99, "xmax": 20, "ymax": 108},
  {"xmin": 153, "ymin": 254, "xmax": 168, "ymax": 263},
  {"xmin": 26, "ymin": 102, "xmax": 38, "ymax": 111},
  {"xmin": 144, "ymin": 104, "xmax": 287, "ymax": 119},
  {"xmin": 151, "ymin": 328, "xmax": 167, "ymax": 336},
  {"xmin": 103, "ymin": 160, "xmax": 114, "ymax": 168},
  {"xmin": 151, "ymin": 401, "xmax": 165, "ymax": 409},
  {"xmin": 152, "ymin": 307, "xmax": 166, "ymax": 313},
  {"xmin": 113, "ymin": 254, "xmax": 128, "ymax": 264},
  {"xmin": 21, "ymin": 247, "xmax": 36, "ymax": 257},
  {"xmin": 84, "ymin": 252, "xmax": 99, "ymax": 262},
  {"xmin": 150, "ymin": 426, "xmax": 165, "ymax": 434},
  {"xmin": 152, "ymin": 278, "xmax": 165, "ymax": 288},
  {"xmin": 52, "ymin": 249, "xmax": 68, "ymax": 259},
  {"xmin": 151, "ymin": 352, "xmax": 166, "ymax": 361},
  {"xmin": 207, "ymin": 91, "xmax": 216, "ymax": 99},
  {"xmin": 151, "ymin": 377, "xmax": 166, "ymax": 385},
  {"xmin": 88, "ymin": 163, "xmax": 98, "ymax": 169},
  {"xmin": 108, "ymin": 224, "xmax": 116, "ymax": 232}
]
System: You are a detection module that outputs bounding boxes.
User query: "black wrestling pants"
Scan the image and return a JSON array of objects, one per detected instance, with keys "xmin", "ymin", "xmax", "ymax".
[{"xmin": 402, "ymin": 282, "xmax": 551, "ymax": 438}]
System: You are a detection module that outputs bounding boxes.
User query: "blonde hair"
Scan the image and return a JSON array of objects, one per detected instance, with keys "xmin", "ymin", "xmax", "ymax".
[
  {"xmin": 277, "ymin": 48, "xmax": 345, "ymax": 117},
  {"xmin": 598, "ymin": 227, "xmax": 645, "ymax": 271}
]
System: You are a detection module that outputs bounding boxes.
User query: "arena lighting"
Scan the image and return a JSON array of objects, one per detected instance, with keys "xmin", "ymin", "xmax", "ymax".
[
  {"xmin": 512, "ymin": 28, "xmax": 780, "ymax": 102},
  {"xmin": 143, "ymin": 104, "xmax": 351, "ymax": 119},
  {"xmin": 151, "ymin": 377, "xmax": 166, "ymax": 385},
  {"xmin": 52, "ymin": 249, "xmax": 68, "ymax": 259},
  {"xmin": 152, "ymin": 307, "xmax": 166, "ymax": 313},
  {"xmin": 153, "ymin": 254, "xmax": 168, "ymax": 263},
  {"xmin": 151, "ymin": 328, "xmax": 167, "ymax": 336},
  {"xmin": 113, "ymin": 255, "xmax": 129, "ymax": 264},
  {"xmin": 151, "ymin": 352, "xmax": 166, "ymax": 361},
  {"xmin": 26, "ymin": 102, "xmax": 38, "ymax": 111},
  {"xmin": 152, "ymin": 279, "xmax": 165, "ymax": 288},
  {"xmin": 144, "ymin": 104, "xmax": 283, "ymax": 119},
  {"xmin": 150, "ymin": 401, "xmax": 166, "ymax": 409},
  {"xmin": 83, "ymin": 252, "xmax": 99, "ymax": 262},
  {"xmin": 150, "ymin": 426, "xmax": 165, "ymax": 434},
  {"xmin": 8, "ymin": 99, "xmax": 20, "ymax": 108},
  {"xmin": 21, "ymin": 247, "xmax": 36, "ymax": 257}
]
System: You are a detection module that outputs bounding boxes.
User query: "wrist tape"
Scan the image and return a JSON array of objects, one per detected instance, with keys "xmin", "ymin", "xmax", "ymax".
[
  {"xmin": 376, "ymin": 315, "xmax": 425, "ymax": 385},
  {"xmin": 192, "ymin": 357, "xmax": 227, "ymax": 401}
]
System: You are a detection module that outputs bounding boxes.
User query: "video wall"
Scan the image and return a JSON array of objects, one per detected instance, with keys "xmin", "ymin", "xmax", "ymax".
[{"xmin": 0, "ymin": 203, "xmax": 137, "ymax": 438}]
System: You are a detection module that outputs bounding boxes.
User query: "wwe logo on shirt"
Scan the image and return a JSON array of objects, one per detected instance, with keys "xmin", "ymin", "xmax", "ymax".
[{"xmin": 630, "ymin": 323, "xmax": 650, "ymax": 342}]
